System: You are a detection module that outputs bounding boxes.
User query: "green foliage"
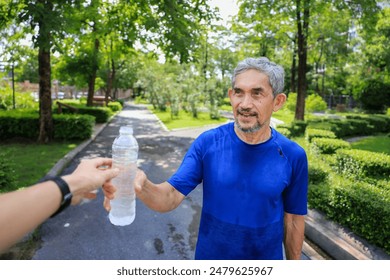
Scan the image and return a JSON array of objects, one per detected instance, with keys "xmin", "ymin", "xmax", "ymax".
[
  {"xmin": 305, "ymin": 128, "xmax": 336, "ymax": 142},
  {"xmin": 306, "ymin": 116, "xmax": 390, "ymax": 138},
  {"xmin": 333, "ymin": 180, "xmax": 390, "ymax": 254},
  {"xmin": 305, "ymin": 94, "xmax": 327, "ymax": 113},
  {"xmin": 0, "ymin": 88, "xmax": 37, "ymax": 110},
  {"xmin": 276, "ymin": 127, "xmax": 292, "ymax": 138},
  {"xmin": 53, "ymin": 114, "xmax": 95, "ymax": 140},
  {"xmin": 311, "ymin": 137, "xmax": 350, "ymax": 154},
  {"xmin": 107, "ymin": 101, "xmax": 122, "ymax": 112},
  {"xmin": 285, "ymin": 92, "xmax": 297, "ymax": 113},
  {"xmin": 54, "ymin": 103, "xmax": 113, "ymax": 123},
  {"xmin": 0, "ymin": 109, "xmax": 40, "ymax": 140},
  {"xmin": 336, "ymin": 149, "xmax": 390, "ymax": 180},
  {"xmin": 278, "ymin": 120, "xmax": 307, "ymax": 137},
  {"xmin": 310, "ymin": 177, "xmax": 390, "ymax": 254},
  {"xmin": 0, "ymin": 151, "xmax": 16, "ymax": 192},
  {"xmin": 359, "ymin": 79, "xmax": 390, "ymax": 113},
  {"xmin": 308, "ymin": 161, "xmax": 328, "ymax": 185},
  {"xmin": 0, "ymin": 110, "xmax": 95, "ymax": 140},
  {"xmin": 345, "ymin": 114, "xmax": 390, "ymax": 133}
]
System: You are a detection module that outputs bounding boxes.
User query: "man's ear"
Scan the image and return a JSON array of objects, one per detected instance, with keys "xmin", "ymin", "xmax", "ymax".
[
  {"xmin": 273, "ymin": 93, "xmax": 287, "ymax": 112},
  {"xmin": 228, "ymin": 88, "xmax": 234, "ymax": 105}
]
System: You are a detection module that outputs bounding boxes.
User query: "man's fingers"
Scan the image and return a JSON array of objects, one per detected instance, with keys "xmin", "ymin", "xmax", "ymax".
[
  {"xmin": 103, "ymin": 197, "xmax": 111, "ymax": 212},
  {"xmin": 83, "ymin": 192, "xmax": 97, "ymax": 200}
]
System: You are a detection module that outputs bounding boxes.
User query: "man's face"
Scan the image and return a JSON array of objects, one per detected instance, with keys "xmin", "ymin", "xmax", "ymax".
[{"xmin": 228, "ymin": 69, "xmax": 279, "ymax": 134}]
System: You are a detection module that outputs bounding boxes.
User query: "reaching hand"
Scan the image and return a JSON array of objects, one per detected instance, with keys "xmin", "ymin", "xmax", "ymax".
[{"xmin": 63, "ymin": 157, "xmax": 120, "ymax": 205}]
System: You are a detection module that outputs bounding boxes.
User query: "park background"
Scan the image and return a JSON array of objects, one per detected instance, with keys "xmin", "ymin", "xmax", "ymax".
[{"xmin": 0, "ymin": 0, "xmax": 389, "ymax": 259}]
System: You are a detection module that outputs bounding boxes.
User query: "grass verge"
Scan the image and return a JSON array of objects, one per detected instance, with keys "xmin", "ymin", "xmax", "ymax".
[
  {"xmin": 350, "ymin": 134, "xmax": 390, "ymax": 155},
  {"xmin": 0, "ymin": 140, "xmax": 81, "ymax": 193},
  {"xmin": 150, "ymin": 107, "xmax": 227, "ymax": 130}
]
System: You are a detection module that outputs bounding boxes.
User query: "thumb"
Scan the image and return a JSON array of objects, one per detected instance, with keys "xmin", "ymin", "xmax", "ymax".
[{"xmin": 104, "ymin": 168, "xmax": 120, "ymax": 181}]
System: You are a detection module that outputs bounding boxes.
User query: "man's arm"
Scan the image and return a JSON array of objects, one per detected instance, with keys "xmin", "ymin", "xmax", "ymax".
[
  {"xmin": 284, "ymin": 213, "xmax": 305, "ymax": 260},
  {"xmin": 104, "ymin": 169, "xmax": 185, "ymax": 213}
]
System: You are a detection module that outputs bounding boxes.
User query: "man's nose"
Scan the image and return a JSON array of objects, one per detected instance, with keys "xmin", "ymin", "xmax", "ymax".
[{"xmin": 241, "ymin": 93, "xmax": 254, "ymax": 108}]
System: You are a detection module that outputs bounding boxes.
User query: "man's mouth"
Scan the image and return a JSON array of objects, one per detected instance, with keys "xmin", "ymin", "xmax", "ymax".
[{"xmin": 238, "ymin": 109, "xmax": 257, "ymax": 117}]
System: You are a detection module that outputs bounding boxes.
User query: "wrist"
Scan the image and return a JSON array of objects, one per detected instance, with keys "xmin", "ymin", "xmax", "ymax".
[{"xmin": 49, "ymin": 176, "xmax": 73, "ymax": 217}]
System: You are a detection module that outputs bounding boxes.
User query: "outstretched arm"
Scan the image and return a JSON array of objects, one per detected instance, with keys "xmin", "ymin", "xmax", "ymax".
[
  {"xmin": 103, "ymin": 169, "xmax": 185, "ymax": 213},
  {"xmin": 0, "ymin": 157, "xmax": 119, "ymax": 253}
]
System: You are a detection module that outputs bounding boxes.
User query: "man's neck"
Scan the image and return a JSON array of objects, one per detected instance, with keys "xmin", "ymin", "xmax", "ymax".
[{"xmin": 234, "ymin": 125, "xmax": 272, "ymax": 145}]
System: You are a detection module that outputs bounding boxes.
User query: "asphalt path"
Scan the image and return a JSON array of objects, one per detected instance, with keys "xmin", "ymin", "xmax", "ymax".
[{"xmin": 33, "ymin": 103, "xmax": 314, "ymax": 260}]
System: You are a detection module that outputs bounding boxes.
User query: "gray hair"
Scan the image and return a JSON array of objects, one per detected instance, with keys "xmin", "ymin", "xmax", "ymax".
[{"xmin": 231, "ymin": 57, "xmax": 285, "ymax": 97}]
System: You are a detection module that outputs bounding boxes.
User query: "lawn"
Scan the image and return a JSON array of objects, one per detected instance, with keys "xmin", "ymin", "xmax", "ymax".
[
  {"xmin": 0, "ymin": 141, "xmax": 81, "ymax": 193},
  {"xmin": 350, "ymin": 134, "xmax": 390, "ymax": 155},
  {"xmin": 150, "ymin": 107, "xmax": 228, "ymax": 130}
]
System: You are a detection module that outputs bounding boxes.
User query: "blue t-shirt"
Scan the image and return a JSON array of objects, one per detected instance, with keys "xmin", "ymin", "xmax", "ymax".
[{"xmin": 168, "ymin": 122, "xmax": 308, "ymax": 260}]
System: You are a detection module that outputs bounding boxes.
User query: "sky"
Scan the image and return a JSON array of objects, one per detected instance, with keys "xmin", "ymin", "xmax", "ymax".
[{"xmin": 209, "ymin": 0, "xmax": 239, "ymax": 23}]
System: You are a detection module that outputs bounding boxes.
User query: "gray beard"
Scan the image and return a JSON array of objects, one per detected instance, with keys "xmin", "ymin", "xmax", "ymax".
[{"xmin": 234, "ymin": 119, "xmax": 262, "ymax": 133}]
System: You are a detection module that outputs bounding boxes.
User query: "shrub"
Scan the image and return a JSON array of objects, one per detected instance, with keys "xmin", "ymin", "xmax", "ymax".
[
  {"xmin": 278, "ymin": 120, "xmax": 307, "ymax": 138},
  {"xmin": 0, "ymin": 89, "xmax": 37, "ymax": 110},
  {"xmin": 0, "ymin": 110, "xmax": 40, "ymax": 140},
  {"xmin": 308, "ymin": 162, "xmax": 328, "ymax": 185},
  {"xmin": 306, "ymin": 94, "xmax": 327, "ymax": 113},
  {"xmin": 276, "ymin": 127, "xmax": 291, "ymax": 138},
  {"xmin": 336, "ymin": 149, "xmax": 390, "ymax": 180},
  {"xmin": 53, "ymin": 114, "xmax": 95, "ymax": 140},
  {"xmin": 285, "ymin": 92, "xmax": 297, "ymax": 112},
  {"xmin": 330, "ymin": 181, "xmax": 390, "ymax": 254},
  {"xmin": 308, "ymin": 177, "xmax": 390, "ymax": 254},
  {"xmin": 346, "ymin": 114, "xmax": 390, "ymax": 134},
  {"xmin": 305, "ymin": 128, "xmax": 336, "ymax": 143},
  {"xmin": 107, "ymin": 101, "xmax": 122, "ymax": 112},
  {"xmin": 311, "ymin": 138, "xmax": 350, "ymax": 154},
  {"xmin": 0, "ymin": 110, "xmax": 95, "ymax": 140},
  {"xmin": 54, "ymin": 105, "xmax": 113, "ymax": 123}
]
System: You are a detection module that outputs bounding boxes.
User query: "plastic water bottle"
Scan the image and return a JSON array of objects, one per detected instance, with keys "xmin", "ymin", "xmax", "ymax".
[{"xmin": 109, "ymin": 126, "xmax": 138, "ymax": 226}]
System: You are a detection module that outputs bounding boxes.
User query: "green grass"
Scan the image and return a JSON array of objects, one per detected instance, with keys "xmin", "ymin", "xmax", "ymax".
[
  {"xmin": 0, "ymin": 141, "xmax": 81, "ymax": 193},
  {"xmin": 350, "ymin": 135, "xmax": 390, "ymax": 155},
  {"xmin": 151, "ymin": 108, "xmax": 228, "ymax": 130}
]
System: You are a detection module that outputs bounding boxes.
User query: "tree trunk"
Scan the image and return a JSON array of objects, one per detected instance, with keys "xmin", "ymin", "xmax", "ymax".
[
  {"xmin": 295, "ymin": 0, "xmax": 310, "ymax": 121},
  {"xmin": 290, "ymin": 34, "xmax": 297, "ymax": 93},
  {"xmin": 87, "ymin": 37, "xmax": 100, "ymax": 107},
  {"xmin": 106, "ymin": 57, "xmax": 115, "ymax": 105},
  {"xmin": 37, "ymin": 2, "xmax": 53, "ymax": 144}
]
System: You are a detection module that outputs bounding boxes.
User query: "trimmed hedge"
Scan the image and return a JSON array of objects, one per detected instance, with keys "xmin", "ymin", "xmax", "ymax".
[
  {"xmin": 306, "ymin": 128, "xmax": 336, "ymax": 142},
  {"xmin": 0, "ymin": 110, "xmax": 95, "ymax": 141},
  {"xmin": 309, "ymin": 178, "xmax": 390, "ymax": 254},
  {"xmin": 54, "ymin": 105, "xmax": 112, "ymax": 123},
  {"xmin": 307, "ymin": 114, "xmax": 390, "ymax": 139},
  {"xmin": 53, "ymin": 114, "xmax": 95, "ymax": 140},
  {"xmin": 276, "ymin": 127, "xmax": 292, "ymax": 138},
  {"xmin": 277, "ymin": 120, "xmax": 307, "ymax": 137},
  {"xmin": 336, "ymin": 149, "xmax": 390, "ymax": 180},
  {"xmin": 308, "ymin": 162, "xmax": 328, "ymax": 185},
  {"xmin": 310, "ymin": 137, "xmax": 350, "ymax": 154}
]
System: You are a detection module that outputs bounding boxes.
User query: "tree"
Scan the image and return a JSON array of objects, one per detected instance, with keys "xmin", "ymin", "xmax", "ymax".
[
  {"xmin": 1, "ymin": 0, "xmax": 86, "ymax": 143},
  {"xmin": 233, "ymin": 0, "xmax": 382, "ymax": 120},
  {"xmin": 0, "ymin": 0, "xmax": 216, "ymax": 142}
]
